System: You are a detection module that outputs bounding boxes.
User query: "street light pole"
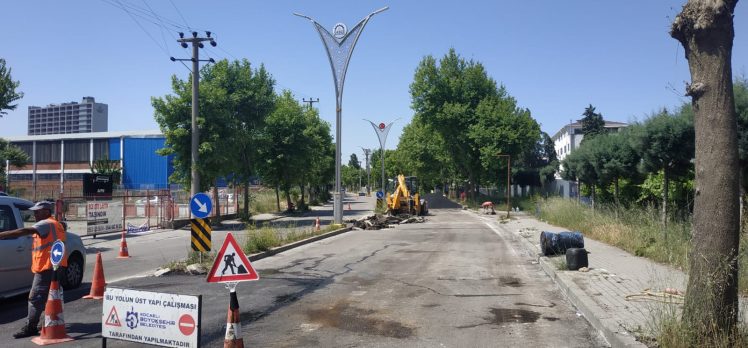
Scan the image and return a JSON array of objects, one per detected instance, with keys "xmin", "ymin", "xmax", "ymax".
[
  {"xmin": 295, "ymin": 7, "xmax": 388, "ymax": 224},
  {"xmin": 497, "ymin": 154, "xmax": 511, "ymax": 218},
  {"xmin": 360, "ymin": 147, "xmax": 371, "ymax": 196},
  {"xmin": 365, "ymin": 119, "xmax": 397, "ymax": 195}
]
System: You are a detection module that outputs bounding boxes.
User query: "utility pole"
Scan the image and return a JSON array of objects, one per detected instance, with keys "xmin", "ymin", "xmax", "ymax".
[
  {"xmin": 171, "ymin": 31, "xmax": 216, "ymax": 205},
  {"xmin": 358, "ymin": 160, "xmax": 362, "ymax": 193},
  {"xmin": 302, "ymin": 98, "xmax": 319, "ymax": 109},
  {"xmin": 360, "ymin": 147, "xmax": 371, "ymax": 196}
]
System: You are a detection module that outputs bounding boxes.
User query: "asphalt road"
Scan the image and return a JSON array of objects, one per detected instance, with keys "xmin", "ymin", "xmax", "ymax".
[{"xmin": 0, "ymin": 199, "xmax": 606, "ymax": 347}]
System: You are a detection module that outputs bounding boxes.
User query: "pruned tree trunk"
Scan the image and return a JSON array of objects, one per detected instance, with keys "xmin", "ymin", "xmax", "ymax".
[
  {"xmin": 243, "ymin": 181, "xmax": 250, "ymax": 218},
  {"xmin": 275, "ymin": 185, "xmax": 280, "ymax": 212},
  {"xmin": 614, "ymin": 178, "xmax": 620, "ymax": 219},
  {"xmin": 662, "ymin": 168, "xmax": 669, "ymax": 227},
  {"xmin": 212, "ymin": 181, "xmax": 221, "ymax": 220},
  {"xmin": 671, "ymin": 0, "xmax": 740, "ymax": 340}
]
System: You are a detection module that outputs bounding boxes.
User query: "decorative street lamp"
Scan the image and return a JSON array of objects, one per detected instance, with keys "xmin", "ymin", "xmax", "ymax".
[
  {"xmin": 295, "ymin": 7, "xmax": 388, "ymax": 224},
  {"xmin": 364, "ymin": 119, "xmax": 398, "ymax": 196}
]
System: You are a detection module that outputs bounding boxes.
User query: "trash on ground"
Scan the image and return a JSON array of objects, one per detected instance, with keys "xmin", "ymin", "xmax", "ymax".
[{"xmin": 347, "ymin": 214, "xmax": 425, "ymax": 230}]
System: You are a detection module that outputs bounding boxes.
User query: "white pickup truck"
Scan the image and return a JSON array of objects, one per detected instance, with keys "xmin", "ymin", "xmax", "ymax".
[{"xmin": 0, "ymin": 196, "xmax": 86, "ymax": 299}]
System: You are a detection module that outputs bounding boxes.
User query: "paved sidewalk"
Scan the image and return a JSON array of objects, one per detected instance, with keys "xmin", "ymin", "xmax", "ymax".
[{"xmin": 473, "ymin": 210, "xmax": 687, "ymax": 348}]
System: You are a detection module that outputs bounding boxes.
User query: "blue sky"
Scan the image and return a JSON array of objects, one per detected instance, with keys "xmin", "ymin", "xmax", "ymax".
[{"xmin": 2, "ymin": 1, "xmax": 747, "ymax": 164}]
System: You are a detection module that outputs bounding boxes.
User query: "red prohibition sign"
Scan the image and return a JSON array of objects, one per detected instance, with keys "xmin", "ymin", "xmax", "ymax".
[
  {"xmin": 178, "ymin": 314, "xmax": 196, "ymax": 336},
  {"xmin": 378, "ymin": 122, "xmax": 386, "ymax": 130}
]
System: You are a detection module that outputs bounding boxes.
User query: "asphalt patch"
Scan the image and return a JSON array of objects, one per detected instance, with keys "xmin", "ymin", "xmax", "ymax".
[
  {"xmin": 422, "ymin": 193, "xmax": 462, "ymax": 209},
  {"xmin": 457, "ymin": 307, "xmax": 541, "ymax": 328},
  {"xmin": 306, "ymin": 300, "xmax": 415, "ymax": 339}
]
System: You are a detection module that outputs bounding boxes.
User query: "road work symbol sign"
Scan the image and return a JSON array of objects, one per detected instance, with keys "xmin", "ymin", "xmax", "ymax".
[
  {"xmin": 105, "ymin": 306, "xmax": 122, "ymax": 327},
  {"xmin": 190, "ymin": 192, "xmax": 212, "ymax": 219},
  {"xmin": 206, "ymin": 232, "xmax": 259, "ymax": 283},
  {"xmin": 190, "ymin": 218, "xmax": 211, "ymax": 252}
]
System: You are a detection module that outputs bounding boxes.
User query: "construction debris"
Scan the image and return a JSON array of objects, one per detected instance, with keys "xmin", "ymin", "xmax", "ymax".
[{"xmin": 347, "ymin": 214, "xmax": 425, "ymax": 230}]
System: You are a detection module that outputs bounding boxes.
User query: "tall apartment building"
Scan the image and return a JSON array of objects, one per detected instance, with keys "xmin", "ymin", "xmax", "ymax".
[{"xmin": 28, "ymin": 96, "xmax": 108, "ymax": 135}]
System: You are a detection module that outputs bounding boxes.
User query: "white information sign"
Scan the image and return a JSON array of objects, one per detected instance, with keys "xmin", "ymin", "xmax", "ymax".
[
  {"xmin": 87, "ymin": 200, "xmax": 123, "ymax": 235},
  {"xmin": 102, "ymin": 287, "xmax": 201, "ymax": 348}
]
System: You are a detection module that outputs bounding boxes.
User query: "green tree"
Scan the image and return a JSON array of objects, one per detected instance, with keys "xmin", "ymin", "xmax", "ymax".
[
  {"xmin": 586, "ymin": 132, "xmax": 638, "ymax": 207},
  {"xmin": 629, "ymin": 108, "xmax": 694, "ymax": 226},
  {"xmin": 0, "ymin": 139, "xmax": 29, "ymax": 192},
  {"xmin": 0, "ymin": 59, "xmax": 23, "ymax": 116},
  {"xmin": 153, "ymin": 61, "xmax": 238, "ymax": 192},
  {"xmin": 561, "ymin": 144, "xmax": 599, "ymax": 208},
  {"xmin": 734, "ymin": 77, "xmax": 748, "ymax": 235},
  {"xmin": 215, "ymin": 60, "xmax": 276, "ymax": 218},
  {"xmin": 298, "ymin": 106, "xmax": 334, "ymax": 207},
  {"xmin": 348, "ymin": 153, "xmax": 361, "ymax": 170},
  {"xmin": 90, "ymin": 159, "xmax": 122, "ymax": 185},
  {"xmin": 257, "ymin": 91, "xmax": 312, "ymax": 211},
  {"xmin": 580, "ymin": 104, "xmax": 605, "ymax": 142},
  {"xmin": 410, "ymin": 49, "xmax": 538, "ymax": 199},
  {"xmin": 393, "ymin": 121, "xmax": 451, "ymax": 191}
]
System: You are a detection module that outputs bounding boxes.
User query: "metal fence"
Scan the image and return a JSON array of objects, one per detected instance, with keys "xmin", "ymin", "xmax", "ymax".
[{"xmin": 58, "ymin": 187, "xmax": 240, "ymax": 236}]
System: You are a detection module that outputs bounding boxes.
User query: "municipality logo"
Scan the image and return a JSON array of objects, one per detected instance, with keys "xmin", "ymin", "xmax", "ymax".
[{"xmin": 126, "ymin": 307, "xmax": 139, "ymax": 329}]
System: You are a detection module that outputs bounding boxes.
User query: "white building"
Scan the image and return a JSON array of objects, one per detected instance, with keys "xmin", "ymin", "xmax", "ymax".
[
  {"xmin": 552, "ymin": 120, "xmax": 629, "ymax": 163},
  {"xmin": 550, "ymin": 120, "xmax": 629, "ymax": 198}
]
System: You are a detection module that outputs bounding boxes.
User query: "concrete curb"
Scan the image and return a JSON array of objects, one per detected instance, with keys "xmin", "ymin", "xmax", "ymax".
[
  {"xmin": 468, "ymin": 209, "xmax": 645, "ymax": 348},
  {"xmin": 248, "ymin": 225, "xmax": 353, "ymax": 262}
]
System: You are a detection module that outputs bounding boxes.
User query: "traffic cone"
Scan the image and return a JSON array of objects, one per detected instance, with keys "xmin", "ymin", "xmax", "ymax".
[
  {"xmin": 315, "ymin": 217, "xmax": 321, "ymax": 232},
  {"xmin": 83, "ymin": 252, "xmax": 106, "ymax": 299},
  {"xmin": 224, "ymin": 290, "xmax": 244, "ymax": 348},
  {"xmin": 31, "ymin": 277, "xmax": 73, "ymax": 345},
  {"xmin": 117, "ymin": 230, "xmax": 130, "ymax": 259}
]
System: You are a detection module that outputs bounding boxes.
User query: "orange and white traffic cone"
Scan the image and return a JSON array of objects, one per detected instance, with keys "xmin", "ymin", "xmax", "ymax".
[
  {"xmin": 31, "ymin": 276, "xmax": 73, "ymax": 345},
  {"xmin": 117, "ymin": 230, "xmax": 130, "ymax": 259},
  {"xmin": 83, "ymin": 252, "xmax": 106, "ymax": 299},
  {"xmin": 315, "ymin": 217, "xmax": 321, "ymax": 232},
  {"xmin": 224, "ymin": 290, "xmax": 244, "ymax": 348}
]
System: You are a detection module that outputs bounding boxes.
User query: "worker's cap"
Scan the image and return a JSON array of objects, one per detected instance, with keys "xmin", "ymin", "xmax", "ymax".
[{"xmin": 29, "ymin": 201, "xmax": 54, "ymax": 211}]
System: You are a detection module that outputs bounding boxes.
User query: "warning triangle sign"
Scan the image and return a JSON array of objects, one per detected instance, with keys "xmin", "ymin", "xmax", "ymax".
[
  {"xmin": 206, "ymin": 232, "xmax": 260, "ymax": 283},
  {"xmin": 105, "ymin": 306, "xmax": 122, "ymax": 327}
]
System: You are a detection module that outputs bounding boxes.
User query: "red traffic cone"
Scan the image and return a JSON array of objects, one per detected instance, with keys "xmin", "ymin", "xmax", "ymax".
[
  {"xmin": 31, "ymin": 277, "xmax": 73, "ymax": 345},
  {"xmin": 315, "ymin": 217, "xmax": 321, "ymax": 232},
  {"xmin": 117, "ymin": 230, "xmax": 130, "ymax": 259},
  {"xmin": 83, "ymin": 252, "xmax": 106, "ymax": 299},
  {"xmin": 224, "ymin": 291, "xmax": 244, "ymax": 348}
]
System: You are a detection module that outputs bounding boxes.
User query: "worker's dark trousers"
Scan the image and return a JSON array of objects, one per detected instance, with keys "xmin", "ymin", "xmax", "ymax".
[{"xmin": 26, "ymin": 269, "xmax": 55, "ymax": 330}]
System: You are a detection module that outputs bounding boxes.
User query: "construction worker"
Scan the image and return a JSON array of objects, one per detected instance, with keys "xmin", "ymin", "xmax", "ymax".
[{"xmin": 0, "ymin": 201, "xmax": 68, "ymax": 339}]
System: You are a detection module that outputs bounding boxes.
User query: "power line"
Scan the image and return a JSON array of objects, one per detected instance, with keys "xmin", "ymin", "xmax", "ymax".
[
  {"xmin": 112, "ymin": 0, "xmax": 170, "ymax": 56},
  {"xmin": 170, "ymin": 0, "xmax": 193, "ymax": 31}
]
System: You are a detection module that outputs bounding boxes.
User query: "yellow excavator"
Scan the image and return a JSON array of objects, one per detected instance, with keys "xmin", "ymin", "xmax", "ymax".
[{"xmin": 386, "ymin": 174, "xmax": 428, "ymax": 216}]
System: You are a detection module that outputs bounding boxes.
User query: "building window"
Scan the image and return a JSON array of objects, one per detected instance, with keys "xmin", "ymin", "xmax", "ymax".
[
  {"xmin": 9, "ymin": 174, "xmax": 33, "ymax": 181},
  {"xmin": 93, "ymin": 139, "xmax": 109, "ymax": 160},
  {"xmin": 63, "ymin": 173, "xmax": 85, "ymax": 180},
  {"xmin": 64, "ymin": 140, "xmax": 89, "ymax": 162},
  {"xmin": 37, "ymin": 174, "xmax": 60, "ymax": 181},
  {"xmin": 36, "ymin": 141, "xmax": 61, "ymax": 163}
]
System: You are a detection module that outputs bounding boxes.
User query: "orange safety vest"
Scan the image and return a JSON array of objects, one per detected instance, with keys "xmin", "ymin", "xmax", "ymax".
[{"xmin": 31, "ymin": 217, "xmax": 68, "ymax": 273}]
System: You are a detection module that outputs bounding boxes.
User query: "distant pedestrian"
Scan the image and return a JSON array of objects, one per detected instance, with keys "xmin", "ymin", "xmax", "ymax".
[
  {"xmin": 222, "ymin": 252, "xmax": 237, "ymax": 275},
  {"xmin": 0, "ymin": 201, "xmax": 68, "ymax": 339}
]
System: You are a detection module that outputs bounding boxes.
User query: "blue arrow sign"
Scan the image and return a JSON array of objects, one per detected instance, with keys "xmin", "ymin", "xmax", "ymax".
[
  {"xmin": 51, "ymin": 240, "xmax": 65, "ymax": 267},
  {"xmin": 376, "ymin": 191, "xmax": 384, "ymax": 199},
  {"xmin": 190, "ymin": 193, "xmax": 212, "ymax": 219}
]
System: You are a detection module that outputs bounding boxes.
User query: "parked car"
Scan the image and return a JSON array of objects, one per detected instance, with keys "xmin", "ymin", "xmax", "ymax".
[
  {"xmin": 135, "ymin": 196, "xmax": 160, "ymax": 205},
  {"xmin": 0, "ymin": 196, "xmax": 86, "ymax": 299}
]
